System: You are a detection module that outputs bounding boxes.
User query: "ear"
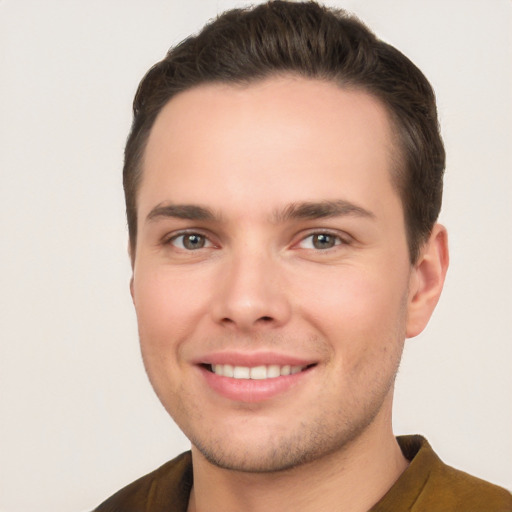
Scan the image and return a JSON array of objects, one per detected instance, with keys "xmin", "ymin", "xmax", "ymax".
[
  {"xmin": 128, "ymin": 241, "xmax": 136, "ymax": 304},
  {"xmin": 130, "ymin": 275, "xmax": 135, "ymax": 304},
  {"xmin": 406, "ymin": 223, "xmax": 449, "ymax": 338}
]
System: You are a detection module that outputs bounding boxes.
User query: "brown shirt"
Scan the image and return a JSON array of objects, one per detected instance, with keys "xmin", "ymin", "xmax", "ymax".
[{"xmin": 94, "ymin": 435, "xmax": 512, "ymax": 511}]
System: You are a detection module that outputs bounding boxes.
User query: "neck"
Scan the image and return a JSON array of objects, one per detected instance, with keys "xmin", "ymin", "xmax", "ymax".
[{"xmin": 187, "ymin": 415, "xmax": 408, "ymax": 512}]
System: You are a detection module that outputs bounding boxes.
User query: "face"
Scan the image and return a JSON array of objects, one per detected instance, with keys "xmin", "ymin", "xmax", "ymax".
[{"xmin": 131, "ymin": 76, "xmax": 418, "ymax": 472}]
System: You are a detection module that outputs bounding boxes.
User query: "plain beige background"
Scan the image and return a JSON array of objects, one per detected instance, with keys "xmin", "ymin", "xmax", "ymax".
[{"xmin": 1, "ymin": 1, "xmax": 511, "ymax": 511}]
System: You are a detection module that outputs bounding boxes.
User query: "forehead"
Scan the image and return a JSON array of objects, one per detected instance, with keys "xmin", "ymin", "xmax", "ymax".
[{"xmin": 140, "ymin": 76, "xmax": 399, "ymax": 219}]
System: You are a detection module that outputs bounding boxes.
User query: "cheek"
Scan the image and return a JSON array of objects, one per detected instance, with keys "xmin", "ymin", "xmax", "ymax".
[
  {"xmin": 297, "ymin": 264, "xmax": 409, "ymax": 352},
  {"xmin": 305, "ymin": 269, "xmax": 408, "ymax": 400},
  {"xmin": 132, "ymin": 269, "xmax": 206, "ymax": 405},
  {"xmin": 133, "ymin": 268, "xmax": 208, "ymax": 355}
]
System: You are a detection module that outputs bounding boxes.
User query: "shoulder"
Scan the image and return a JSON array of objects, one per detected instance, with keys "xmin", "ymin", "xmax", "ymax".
[
  {"xmin": 372, "ymin": 436, "xmax": 512, "ymax": 512},
  {"xmin": 93, "ymin": 451, "xmax": 193, "ymax": 512},
  {"xmin": 405, "ymin": 435, "xmax": 512, "ymax": 511},
  {"xmin": 425, "ymin": 456, "xmax": 512, "ymax": 511}
]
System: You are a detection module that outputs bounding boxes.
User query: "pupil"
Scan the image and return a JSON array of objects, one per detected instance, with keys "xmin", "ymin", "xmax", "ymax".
[
  {"xmin": 313, "ymin": 234, "xmax": 334, "ymax": 249},
  {"xmin": 184, "ymin": 234, "xmax": 204, "ymax": 250}
]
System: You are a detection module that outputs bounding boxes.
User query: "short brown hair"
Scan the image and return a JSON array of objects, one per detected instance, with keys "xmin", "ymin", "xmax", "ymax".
[{"xmin": 124, "ymin": 0, "xmax": 445, "ymax": 262}]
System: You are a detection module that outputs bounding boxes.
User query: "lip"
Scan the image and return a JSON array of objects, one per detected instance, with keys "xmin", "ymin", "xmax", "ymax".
[
  {"xmin": 194, "ymin": 350, "xmax": 315, "ymax": 367},
  {"xmin": 195, "ymin": 351, "xmax": 317, "ymax": 403}
]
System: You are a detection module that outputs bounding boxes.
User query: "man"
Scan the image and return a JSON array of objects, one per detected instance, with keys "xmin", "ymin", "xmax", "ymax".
[{"xmin": 95, "ymin": 1, "xmax": 512, "ymax": 510}]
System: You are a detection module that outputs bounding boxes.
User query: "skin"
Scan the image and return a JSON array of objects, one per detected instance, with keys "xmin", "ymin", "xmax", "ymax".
[{"xmin": 130, "ymin": 76, "xmax": 448, "ymax": 512}]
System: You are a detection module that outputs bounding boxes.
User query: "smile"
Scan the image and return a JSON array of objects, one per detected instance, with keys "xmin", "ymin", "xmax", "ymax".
[
  {"xmin": 209, "ymin": 364, "xmax": 307, "ymax": 380},
  {"xmin": 200, "ymin": 359, "xmax": 316, "ymax": 402}
]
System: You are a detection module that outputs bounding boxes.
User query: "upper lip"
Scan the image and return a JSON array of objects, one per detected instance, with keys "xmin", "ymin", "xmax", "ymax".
[{"xmin": 193, "ymin": 351, "xmax": 317, "ymax": 367}]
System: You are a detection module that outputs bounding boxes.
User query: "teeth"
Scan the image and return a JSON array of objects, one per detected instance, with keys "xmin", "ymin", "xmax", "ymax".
[
  {"xmin": 233, "ymin": 366, "xmax": 250, "ymax": 379},
  {"xmin": 267, "ymin": 365, "xmax": 280, "ymax": 378},
  {"xmin": 210, "ymin": 364, "xmax": 308, "ymax": 379},
  {"xmin": 250, "ymin": 366, "xmax": 267, "ymax": 380}
]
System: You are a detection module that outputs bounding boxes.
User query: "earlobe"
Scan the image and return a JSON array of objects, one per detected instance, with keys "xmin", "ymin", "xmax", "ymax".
[
  {"xmin": 130, "ymin": 276, "xmax": 135, "ymax": 304},
  {"xmin": 128, "ymin": 241, "xmax": 136, "ymax": 304},
  {"xmin": 406, "ymin": 224, "xmax": 449, "ymax": 338}
]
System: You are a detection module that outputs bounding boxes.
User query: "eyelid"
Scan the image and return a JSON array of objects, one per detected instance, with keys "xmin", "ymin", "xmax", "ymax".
[
  {"xmin": 162, "ymin": 229, "xmax": 217, "ymax": 249},
  {"xmin": 294, "ymin": 229, "xmax": 352, "ymax": 250}
]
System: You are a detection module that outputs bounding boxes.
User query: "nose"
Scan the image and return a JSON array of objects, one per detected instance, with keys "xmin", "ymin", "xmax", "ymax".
[{"xmin": 211, "ymin": 249, "xmax": 292, "ymax": 331}]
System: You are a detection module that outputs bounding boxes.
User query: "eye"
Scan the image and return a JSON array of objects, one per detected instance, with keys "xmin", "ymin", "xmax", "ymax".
[
  {"xmin": 170, "ymin": 233, "xmax": 211, "ymax": 250},
  {"xmin": 298, "ymin": 233, "xmax": 343, "ymax": 250}
]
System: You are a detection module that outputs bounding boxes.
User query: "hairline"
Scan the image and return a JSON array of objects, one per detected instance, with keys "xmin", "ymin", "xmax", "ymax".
[{"xmin": 127, "ymin": 72, "xmax": 421, "ymax": 264}]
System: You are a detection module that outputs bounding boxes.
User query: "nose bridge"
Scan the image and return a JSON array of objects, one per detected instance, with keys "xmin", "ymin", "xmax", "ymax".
[{"xmin": 212, "ymin": 242, "xmax": 291, "ymax": 330}]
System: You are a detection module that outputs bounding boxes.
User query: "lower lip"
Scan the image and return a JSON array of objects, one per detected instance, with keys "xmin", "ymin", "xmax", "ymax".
[{"xmin": 200, "ymin": 365, "xmax": 314, "ymax": 403}]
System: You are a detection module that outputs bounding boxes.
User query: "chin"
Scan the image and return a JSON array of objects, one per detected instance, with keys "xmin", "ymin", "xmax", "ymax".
[
  {"xmin": 189, "ymin": 415, "xmax": 370, "ymax": 474},
  {"xmin": 194, "ymin": 441, "xmax": 318, "ymax": 473}
]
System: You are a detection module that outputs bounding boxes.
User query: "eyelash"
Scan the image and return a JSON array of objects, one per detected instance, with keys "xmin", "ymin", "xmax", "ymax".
[
  {"xmin": 165, "ymin": 231, "xmax": 213, "ymax": 250},
  {"xmin": 296, "ymin": 232, "xmax": 348, "ymax": 250},
  {"xmin": 163, "ymin": 230, "xmax": 350, "ymax": 252}
]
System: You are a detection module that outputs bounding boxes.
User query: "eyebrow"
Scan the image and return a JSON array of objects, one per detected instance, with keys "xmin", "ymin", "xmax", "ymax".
[
  {"xmin": 273, "ymin": 200, "xmax": 375, "ymax": 222},
  {"xmin": 146, "ymin": 203, "xmax": 218, "ymax": 223},
  {"xmin": 145, "ymin": 199, "xmax": 374, "ymax": 225}
]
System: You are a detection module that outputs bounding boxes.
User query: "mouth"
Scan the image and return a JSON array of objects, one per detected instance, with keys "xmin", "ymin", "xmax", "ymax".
[
  {"xmin": 204, "ymin": 363, "xmax": 315, "ymax": 380},
  {"xmin": 197, "ymin": 354, "xmax": 317, "ymax": 402}
]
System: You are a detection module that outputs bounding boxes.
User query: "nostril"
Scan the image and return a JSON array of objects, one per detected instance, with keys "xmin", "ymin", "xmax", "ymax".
[{"xmin": 259, "ymin": 316, "xmax": 273, "ymax": 322}]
